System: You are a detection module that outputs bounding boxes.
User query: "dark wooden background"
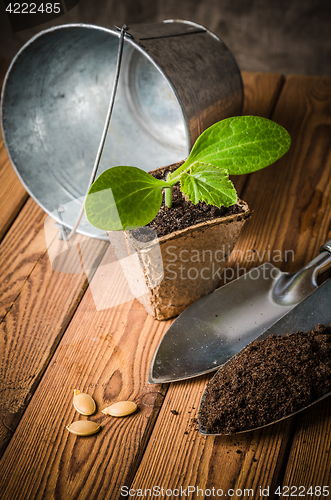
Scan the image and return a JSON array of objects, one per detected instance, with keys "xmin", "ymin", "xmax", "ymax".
[{"xmin": 0, "ymin": 0, "xmax": 330, "ymax": 77}]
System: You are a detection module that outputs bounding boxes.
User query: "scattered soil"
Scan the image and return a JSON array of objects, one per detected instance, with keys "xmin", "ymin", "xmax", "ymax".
[
  {"xmin": 199, "ymin": 324, "xmax": 331, "ymax": 435},
  {"xmin": 130, "ymin": 167, "xmax": 247, "ymax": 242}
]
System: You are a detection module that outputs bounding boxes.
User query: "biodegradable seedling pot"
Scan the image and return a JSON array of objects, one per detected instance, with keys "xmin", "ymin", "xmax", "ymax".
[{"xmin": 107, "ymin": 162, "xmax": 250, "ymax": 320}]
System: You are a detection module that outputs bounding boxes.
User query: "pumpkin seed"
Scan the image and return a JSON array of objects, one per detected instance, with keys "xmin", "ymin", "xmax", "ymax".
[
  {"xmin": 73, "ymin": 389, "xmax": 96, "ymax": 416},
  {"xmin": 102, "ymin": 401, "xmax": 138, "ymax": 417},
  {"xmin": 66, "ymin": 420, "xmax": 100, "ymax": 436}
]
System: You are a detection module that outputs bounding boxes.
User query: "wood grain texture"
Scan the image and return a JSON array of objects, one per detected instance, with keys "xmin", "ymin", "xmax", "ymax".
[
  {"xmin": 0, "ymin": 72, "xmax": 287, "ymax": 499},
  {"xmin": 0, "ymin": 212, "xmax": 107, "ymax": 457},
  {"xmin": 273, "ymin": 76, "xmax": 331, "ymax": 498},
  {"xmin": 239, "ymin": 76, "xmax": 331, "ymax": 272},
  {"xmin": 0, "ymin": 73, "xmax": 330, "ymax": 500},
  {"xmin": 241, "ymin": 71, "xmax": 285, "ymax": 117},
  {"xmin": 130, "ymin": 76, "xmax": 331, "ymax": 496},
  {"xmin": 0, "ymin": 284, "xmax": 170, "ymax": 500},
  {"xmin": 0, "ymin": 128, "xmax": 29, "ymax": 242},
  {"xmin": 0, "ymin": 59, "xmax": 10, "ymax": 89},
  {"xmin": 280, "ymin": 399, "xmax": 331, "ymax": 498}
]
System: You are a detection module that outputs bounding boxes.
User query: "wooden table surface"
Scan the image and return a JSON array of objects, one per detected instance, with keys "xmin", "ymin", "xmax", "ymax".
[{"xmin": 0, "ymin": 70, "xmax": 331, "ymax": 500}]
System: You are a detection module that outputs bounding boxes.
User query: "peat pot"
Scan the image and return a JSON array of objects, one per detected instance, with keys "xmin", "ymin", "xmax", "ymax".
[{"xmin": 107, "ymin": 163, "xmax": 251, "ymax": 320}]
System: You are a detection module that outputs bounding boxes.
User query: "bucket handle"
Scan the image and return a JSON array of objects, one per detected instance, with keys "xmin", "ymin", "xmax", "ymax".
[{"xmin": 60, "ymin": 24, "xmax": 129, "ymax": 241}]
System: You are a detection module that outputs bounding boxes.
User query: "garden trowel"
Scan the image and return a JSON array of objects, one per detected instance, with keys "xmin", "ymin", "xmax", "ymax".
[
  {"xmin": 149, "ymin": 239, "xmax": 331, "ymax": 383},
  {"xmin": 198, "ymin": 277, "xmax": 331, "ymax": 435}
]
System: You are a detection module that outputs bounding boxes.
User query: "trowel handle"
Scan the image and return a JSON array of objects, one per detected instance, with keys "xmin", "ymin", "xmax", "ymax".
[
  {"xmin": 290, "ymin": 238, "xmax": 331, "ymax": 291},
  {"xmin": 320, "ymin": 239, "xmax": 331, "ymax": 255}
]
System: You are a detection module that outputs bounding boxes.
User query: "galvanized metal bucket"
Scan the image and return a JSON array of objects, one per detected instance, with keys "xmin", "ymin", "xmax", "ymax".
[{"xmin": 1, "ymin": 20, "xmax": 243, "ymax": 239}]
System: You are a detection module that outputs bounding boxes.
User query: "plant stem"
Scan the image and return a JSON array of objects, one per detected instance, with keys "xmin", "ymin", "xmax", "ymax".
[
  {"xmin": 167, "ymin": 160, "xmax": 191, "ymax": 181},
  {"xmin": 164, "ymin": 187, "xmax": 173, "ymax": 208}
]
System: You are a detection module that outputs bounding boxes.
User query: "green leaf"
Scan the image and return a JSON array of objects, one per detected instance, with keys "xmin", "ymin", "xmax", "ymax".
[
  {"xmin": 178, "ymin": 116, "xmax": 291, "ymax": 176},
  {"xmin": 180, "ymin": 162, "xmax": 237, "ymax": 207},
  {"xmin": 84, "ymin": 166, "xmax": 170, "ymax": 231}
]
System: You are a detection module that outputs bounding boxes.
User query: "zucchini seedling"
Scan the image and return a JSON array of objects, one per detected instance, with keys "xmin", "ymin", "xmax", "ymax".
[{"xmin": 84, "ymin": 115, "xmax": 291, "ymax": 231}]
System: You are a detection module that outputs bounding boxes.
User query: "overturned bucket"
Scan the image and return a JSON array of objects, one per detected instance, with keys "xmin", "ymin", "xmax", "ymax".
[{"xmin": 1, "ymin": 20, "xmax": 243, "ymax": 240}]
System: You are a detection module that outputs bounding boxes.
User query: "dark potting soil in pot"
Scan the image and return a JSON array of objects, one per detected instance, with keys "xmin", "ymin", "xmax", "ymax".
[
  {"xmin": 199, "ymin": 324, "xmax": 331, "ymax": 435},
  {"xmin": 130, "ymin": 168, "xmax": 247, "ymax": 241}
]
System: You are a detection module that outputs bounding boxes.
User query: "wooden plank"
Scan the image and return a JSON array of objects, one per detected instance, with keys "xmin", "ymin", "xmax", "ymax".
[
  {"xmin": 129, "ymin": 375, "xmax": 294, "ymax": 498},
  {"xmin": 0, "ymin": 208, "xmax": 107, "ymax": 457},
  {"xmin": 0, "ymin": 128, "xmax": 29, "ymax": 242},
  {"xmin": 273, "ymin": 76, "xmax": 331, "ymax": 497},
  {"xmin": 0, "ymin": 72, "xmax": 286, "ymax": 499},
  {"xmin": 0, "ymin": 59, "xmax": 10, "ymax": 89},
  {"xmin": 0, "ymin": 287, "xmax": 170, "ymax": 499},
  {"xmin": 240, "ymin": 76, "xmax": 331, "ymax": 272},
  {"xmin": 0, "ymin": 70, "xmax": 283, "ymax": 321},
  {"xmin": 130, "ymin": 76, "xmax": 331, "ymax": 495},
  {"xmin": 0, "ymin": 72, "xmax": 281, "ymax": 243}
]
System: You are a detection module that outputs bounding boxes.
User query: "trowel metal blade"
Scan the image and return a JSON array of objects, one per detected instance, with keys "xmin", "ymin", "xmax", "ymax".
[
  {"xmin": 198, "ymin": 278, "xmax": 331, "ymax": 435},
  {"xmin": 149, "ymin": 262, "xmax": 308, "ymax": 384}
]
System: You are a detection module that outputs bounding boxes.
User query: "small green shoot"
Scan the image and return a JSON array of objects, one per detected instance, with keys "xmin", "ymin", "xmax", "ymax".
[{"xmin": 85, "ymin": 116, "xmax": 291, "ymax": 231}]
